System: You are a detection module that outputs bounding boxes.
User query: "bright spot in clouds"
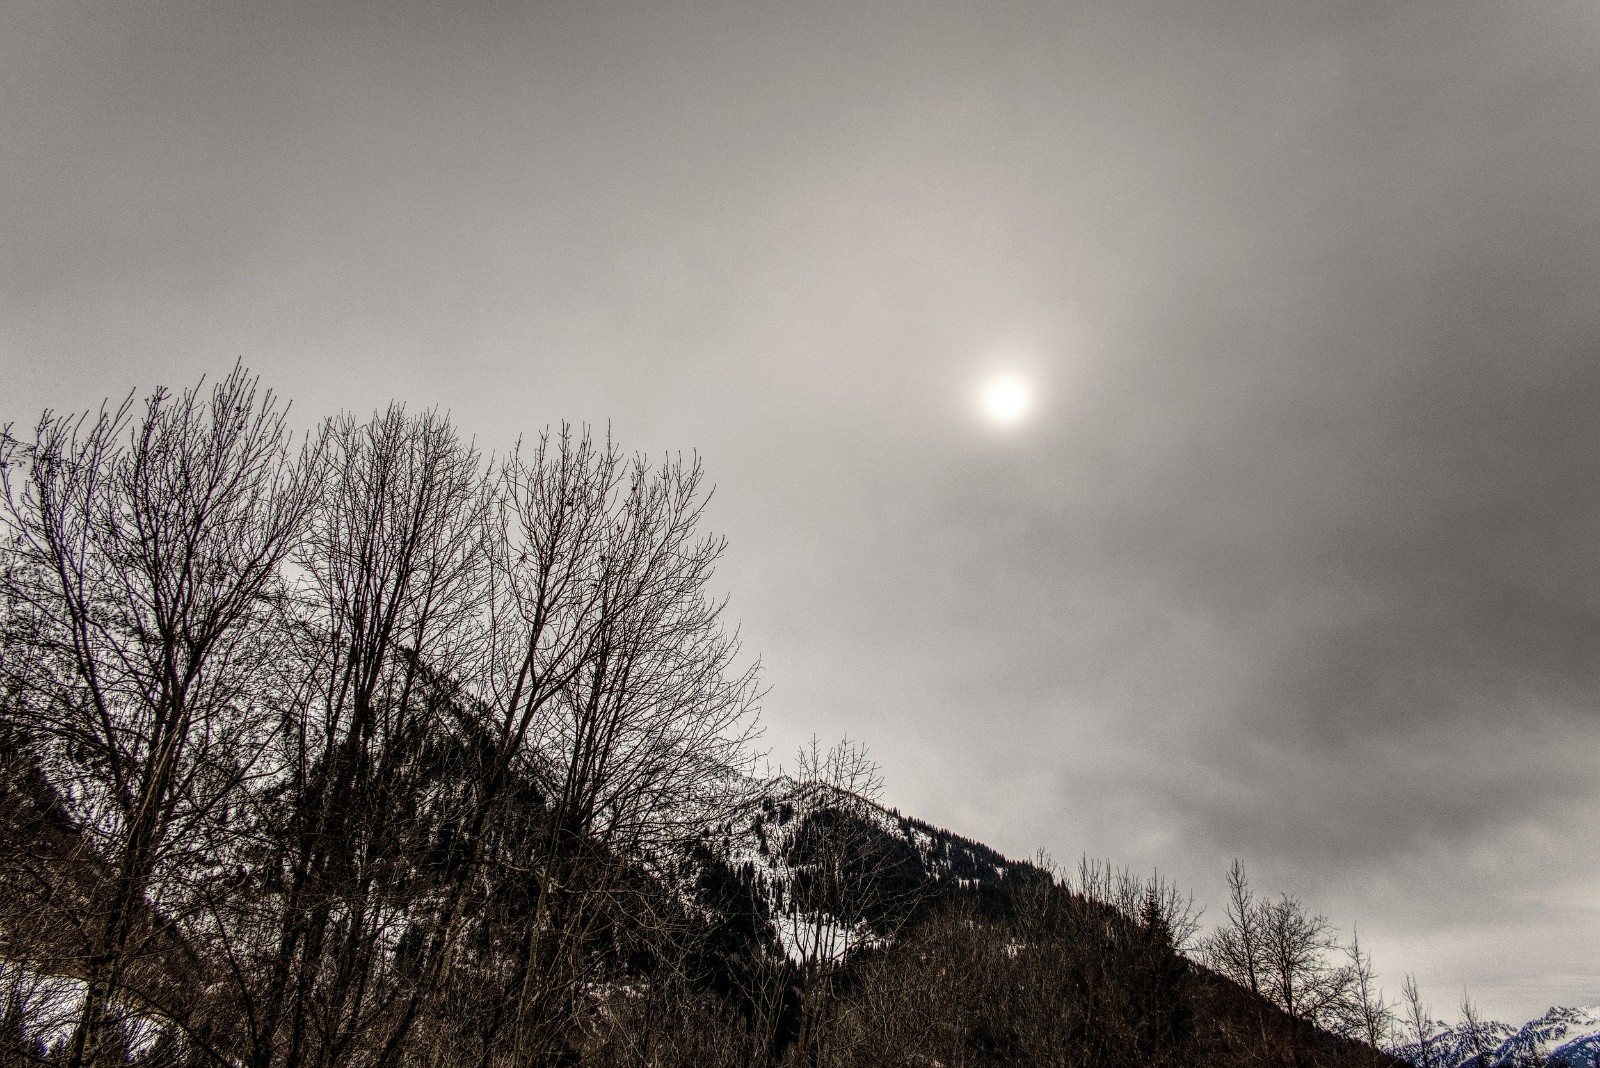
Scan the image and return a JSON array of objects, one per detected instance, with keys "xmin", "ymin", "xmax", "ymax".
[{"xmin": 980, "ymin": 374, "xmax": 1032, "ymax": 426}]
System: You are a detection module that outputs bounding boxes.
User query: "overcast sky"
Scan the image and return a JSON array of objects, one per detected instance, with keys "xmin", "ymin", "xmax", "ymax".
[{"xmin": 5, "ymin": 0, "xmax": 1599, "ymax": 1024}]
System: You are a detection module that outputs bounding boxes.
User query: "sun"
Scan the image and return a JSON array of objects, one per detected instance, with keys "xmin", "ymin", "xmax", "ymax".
[{"xmin": 980, "ymin": 374, "xmax": 1031, "ymax": 426}]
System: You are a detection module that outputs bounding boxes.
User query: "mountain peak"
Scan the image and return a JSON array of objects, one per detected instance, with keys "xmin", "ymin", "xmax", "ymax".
[{"xmin": 1393, "ymin": 1005, "xmax": 1600, "ymax": 1067}]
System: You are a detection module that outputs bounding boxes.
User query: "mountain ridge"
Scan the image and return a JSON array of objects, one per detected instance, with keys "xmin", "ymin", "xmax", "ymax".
[
  {"xmin": 679, "ymin": 771, "xmax": 1403, "ymax": 1067},
  {"xmin": 1392, "ymin": 1006, "xmax": 1600, "ymax": 1068}
]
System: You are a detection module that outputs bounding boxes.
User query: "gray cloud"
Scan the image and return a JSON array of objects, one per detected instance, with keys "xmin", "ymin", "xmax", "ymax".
[{"xmin": 4, "ymin": 0, "xmax": 1599, "ymax": 1021}]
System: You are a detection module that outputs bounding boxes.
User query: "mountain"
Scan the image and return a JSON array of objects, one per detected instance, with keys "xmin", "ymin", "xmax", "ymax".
[
  {"xmin": 1391, "ymin": 1021, "xmax": 1518, "ymax": 1068},
  {"xmin": 700, "ymin": 773, "xmax": 1037, "ymax": 961},
  {"xmin": 1495, "ymin": 1007, "xmax": 1600, "ymax": 1067},
  {"xmin": 0, "ymin": 754, "xmax": 1403, "ymax": 1067},
  {"xmin": 678, "ymin": 774, "xmax": 1400, "ymax": 1068},
  {"xmin": 1392, "ymin": 1006, "xmax": 1600, "ymax": 1067}
]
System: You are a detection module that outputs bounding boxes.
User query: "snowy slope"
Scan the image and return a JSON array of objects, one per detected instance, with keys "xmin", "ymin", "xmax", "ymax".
[
  {"xmin": 1393, "ymin": 1007, "xmax": 1600, "ymax": 1067},
  {"xmin": 696, "ymin": 774, "xmax": 1034, "ymax": 963},
  {"xmin": 706, "ymin": 774, "xmax": 1028, "ymax": 891},
  {"xmin": 1391, "ymin": 1021, "xmax": 1516, "ymax": 1068},
  {"xmin": 1490, "ymin": 1006, "xmax": 1600, "ymax": 1068}
]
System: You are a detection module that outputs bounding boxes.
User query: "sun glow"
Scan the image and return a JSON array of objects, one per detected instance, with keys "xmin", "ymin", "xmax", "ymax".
[{"xmin": 980, "ymin": 374, "xmax": 1031, "ymax": 426}]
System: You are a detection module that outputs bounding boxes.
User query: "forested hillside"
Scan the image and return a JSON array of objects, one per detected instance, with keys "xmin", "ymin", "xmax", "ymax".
[{"xmin": 1, "ymin": 371, "xmax": 1399, "ymax": 1067}]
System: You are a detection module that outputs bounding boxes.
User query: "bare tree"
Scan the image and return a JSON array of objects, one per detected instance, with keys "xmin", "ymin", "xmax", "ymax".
[
  {"xmin": 1402, "ymin": 973, "xmax": 1435, "ymax": 1068},
  {"xmin": 1073, "ymin": 858, "xmax": 1202, "ymax": 953},
  {"xmin": 1460, "ymin": 991, "xmax": 1497, "ymax": 1067},
  {"xmin": 0, "ymin": 368, "xmax": 318, "ymax": 1067},
  {"xmin": 1257, "ymin": 891, "xmax": 1350, "ymax": 1025},
  {"xmin": 201, "ymin": 405, "xmax": 495, "ymax": 1068},
  {"xmin": 1202, "ymin": 859, "xmax": 1265, "ymax": 998},
  {"xmin": 1201, "ymin": 858, "xmax": 1378, "ymax": 1058},
  {"xmin": 392, "ymin": 429, "xmax": 761, "ymax": 1066},
  {"xmin": 824, "ymin": 898, "xmax": 1018, "ymax": 1068},
  {"xmin": 779, "ymin": 737, "xmax": 924, "ymax": 1066},
  {"xmin": 2, "ymin": 388, "xmax": 764, "ymax": 1068},
  {"xmin": 1343, "ymin": 927, "xmax": 1394, "ymax": 1050}
]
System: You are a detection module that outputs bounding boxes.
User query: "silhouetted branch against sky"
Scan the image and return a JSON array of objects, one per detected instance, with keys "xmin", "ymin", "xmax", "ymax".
[{"xmin": 4, "ymin": 0, "xmax": 1598, "ymax": 1021}]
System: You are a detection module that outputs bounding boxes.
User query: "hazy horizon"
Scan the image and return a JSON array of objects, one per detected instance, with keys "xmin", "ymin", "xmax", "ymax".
[{"xmin": 5, "ymin": 0, "xmax": 1599, "ymax": 1025}]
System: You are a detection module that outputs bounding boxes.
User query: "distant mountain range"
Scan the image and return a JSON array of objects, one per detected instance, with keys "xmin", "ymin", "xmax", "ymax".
[{"xmin": 1392, "ymin": 1006, "xmax": 1600, "ymax": 1067}]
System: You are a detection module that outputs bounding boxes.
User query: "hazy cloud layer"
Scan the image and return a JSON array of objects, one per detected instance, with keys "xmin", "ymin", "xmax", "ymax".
[{"xmin": 4, "ymin": 0, "xmax": 1598, "ymax": 1021}]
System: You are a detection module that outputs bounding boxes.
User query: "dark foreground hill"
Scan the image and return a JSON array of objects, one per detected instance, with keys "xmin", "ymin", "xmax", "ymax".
[
  {"xmin": 605, "ymin": 773, "xmax": 1405, "ymax": 1068},
  {"xmin": 4, "ymin": 756, "xmax": 1401, "ymax": 1068},
  {"xmin": 572, "ymin": 777, "xmax": 1401, "ymax": 1068}
]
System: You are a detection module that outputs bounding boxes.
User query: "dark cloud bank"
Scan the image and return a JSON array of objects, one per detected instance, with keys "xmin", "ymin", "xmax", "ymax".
[{"xmin": 4, "ymin": 0, "xmax": 1598, "ymax": 1021}]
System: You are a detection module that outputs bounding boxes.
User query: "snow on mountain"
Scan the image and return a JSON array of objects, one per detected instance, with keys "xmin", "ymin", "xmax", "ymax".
[
  {"xmin": 696, "ymin": 774, "xmax": 1033, "ymax": 964},
  {"xmin": 708, "ymin": 774, "xmax": 1027, "ymax": 888},
  {"xmin": 1491, "ymin": 1006, "xmax": 1600, "ymax": 1068},
  {"xmin": 1393, "ymin": 1006, "xmax": 1600, "ymax": 1067},
  {"xmin": 1391, "ymin": 1020, "xmax": 1516, "ymax": 1068}
]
